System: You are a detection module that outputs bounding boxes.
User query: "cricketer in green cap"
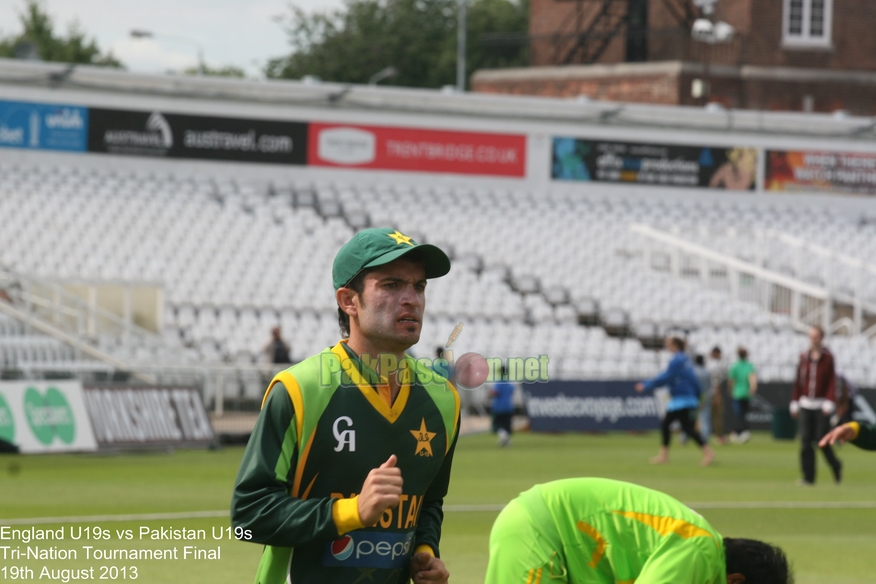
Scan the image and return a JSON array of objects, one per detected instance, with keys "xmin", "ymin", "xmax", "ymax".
[
  {"xmin": 230, "ymin": 228, "xmax": 459, "ymax": 584},
  {"xmin": 332, "ymin": 227, "xmax": 451, "ymax": 291}
]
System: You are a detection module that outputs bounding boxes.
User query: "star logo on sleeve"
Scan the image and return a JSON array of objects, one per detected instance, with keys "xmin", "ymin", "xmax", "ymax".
[
  {"xmin": 410, "ymin": 418, "xmax": 437, "ymax": 457},
  {"xmin": 387, "ymin": 230, "xmax": 415, "ymax": 246}
]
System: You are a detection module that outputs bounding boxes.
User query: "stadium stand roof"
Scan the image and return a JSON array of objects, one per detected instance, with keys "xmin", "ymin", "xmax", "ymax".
[{"xmin": 1, "ymin": 57, "xmax": 875, "ymax": 140}]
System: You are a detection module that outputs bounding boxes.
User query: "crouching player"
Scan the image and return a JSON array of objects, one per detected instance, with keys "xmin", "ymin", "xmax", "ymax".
[
  {"xmin": 820, "ymin": 421, "xmax": 876, "ymax": 451},
  {"xmin": 486, "ymin": 478, "xmax": 792, "ymax": 584}
]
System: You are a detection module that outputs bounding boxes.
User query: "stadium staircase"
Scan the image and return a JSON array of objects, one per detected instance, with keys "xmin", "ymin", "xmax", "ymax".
[{"xmin": 0, "ymin": 264, "xmax": 155, "ymax": 378}]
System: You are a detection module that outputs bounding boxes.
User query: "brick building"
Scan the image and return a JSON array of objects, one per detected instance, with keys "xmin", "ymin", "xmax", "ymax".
[{"xmin": 472, "ymin": 0, "xmax": 876, "ymax": 115}]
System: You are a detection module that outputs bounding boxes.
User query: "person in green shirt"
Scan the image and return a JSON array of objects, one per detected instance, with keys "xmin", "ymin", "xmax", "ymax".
[
  {"xmin": 486, "ymin": 478, "xmax": 792, "ymax": 584},
  {"xmin": 727, "ymin": 347, "xmax": 757, "ymax": 444},
  {"xmin": 232, "ymin": 228, "xmax": 460, "ymax": 584},
  {"xmin": 820, "ymin": 421, "xmax": 876, "ymax": 451}
]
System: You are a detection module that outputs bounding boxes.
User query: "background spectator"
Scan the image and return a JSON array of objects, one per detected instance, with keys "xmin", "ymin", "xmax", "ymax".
[
  {"xmin": 728, "ymin": 347, "xmax": 757, "ymax": 444},
  {"xmin": 264, "ymin": 326, "xmax": 292, "ymax": 365},
  {"xmin": 791, "ymin": 326, "xmax": 842, "ymax": 486}
]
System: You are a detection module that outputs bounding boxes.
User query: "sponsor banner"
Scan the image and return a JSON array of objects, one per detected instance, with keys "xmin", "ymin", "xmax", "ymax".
[
  {"xmin": 0, "ymin": 99, "xmax": 88, "ymax": 152},
  {"xmin": 0, "ymin": 381, "xmax": 97, "ymax": 453},
  {"xmin": 308, "ymin": 123, "xmax": 527, "ymax": 177},
  {"xmin": 734, "ymin": 383, "xmax": 796, "ymax": 432},
  {"xmin": 552, "ymin": 137, "xmax": 757, "ymax": 190},
  {"xmin": 525, "ymin": 381, "xmax": 661, "ymax": 432},
  {"xmin": 82, "ymin": 386, "xmax": 214, "ymax": 448},
  {"xmin": 323, "ymin": 531, "xmax": 414, "ymax": 569},
  {"xmin": 88, "ymin": 108, "xmax": 308, "ymax": 164},
  {"xmin": 766, "ymin": 149, "xmax": 876, "ymax": 195}
]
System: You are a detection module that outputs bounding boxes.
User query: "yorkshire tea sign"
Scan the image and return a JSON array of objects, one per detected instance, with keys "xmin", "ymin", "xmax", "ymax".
[{"xmin": 83, "ymin": 386, "xmax": 214, "ymax": 448}]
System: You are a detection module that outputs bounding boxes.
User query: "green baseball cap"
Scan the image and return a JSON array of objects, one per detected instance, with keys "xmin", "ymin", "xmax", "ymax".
[{"xmin": 333, "ymin": 228, "xmax": 451, "ymax": 290}]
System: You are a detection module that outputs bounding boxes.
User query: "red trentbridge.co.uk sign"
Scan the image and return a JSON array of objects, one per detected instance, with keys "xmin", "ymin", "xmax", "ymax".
[{"xmin": 307, "ymin": 122, "xmax": 527, "ymax": 177}]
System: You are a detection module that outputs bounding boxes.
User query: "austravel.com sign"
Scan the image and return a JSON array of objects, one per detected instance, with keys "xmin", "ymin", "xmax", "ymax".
[{"xmin": 525, "ymin": 381, "xmax": 662, "ymax": 432}]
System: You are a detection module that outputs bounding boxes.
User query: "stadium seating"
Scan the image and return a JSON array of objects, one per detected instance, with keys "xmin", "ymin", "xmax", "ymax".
[
  {"xmin": 0, "ymin": 313, "xmax": 112, "ymax": 374},
  {"xmin": 2, "ymin": 160, "xmax": 876, "ymax": 387}
]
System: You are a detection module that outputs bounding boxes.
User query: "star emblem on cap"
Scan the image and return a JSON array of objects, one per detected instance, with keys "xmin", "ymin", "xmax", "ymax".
[
  {"xmin": 411, "ymin": 418, "xmax": 437, "ymax": 457},
  {"xmin": 387, "ymin": 230, "xmax": 415, "ymax": 246}
]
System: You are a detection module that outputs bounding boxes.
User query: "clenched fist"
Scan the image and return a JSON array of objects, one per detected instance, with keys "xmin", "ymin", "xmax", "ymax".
[{"xmin": 358, "ymin": 455, "xmax": 403, "ymax": 526}]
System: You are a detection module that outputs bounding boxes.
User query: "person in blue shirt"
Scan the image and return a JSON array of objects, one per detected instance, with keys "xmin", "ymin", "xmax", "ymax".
[
  {"xmin": 636, "ymin": 336, "xmax": 714, "ymax": 466},
  {"xmin": 490, "ymin": 364, "xmax": 516, "ymax": 447}
]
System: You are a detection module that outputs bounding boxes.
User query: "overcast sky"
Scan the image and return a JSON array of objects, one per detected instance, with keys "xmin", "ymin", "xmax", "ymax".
[{"xmin": 0, "ymin": 0, "xmax": 346, "ymax": 77}]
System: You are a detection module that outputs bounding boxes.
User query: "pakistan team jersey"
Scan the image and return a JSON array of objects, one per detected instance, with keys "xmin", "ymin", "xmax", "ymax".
[
  {"xmin": 849, "ymin": 421, "xmax": 876, "ymax": 450},
  {"xmin": 486, "ymin": 478, "xmax": 726, "ymax": 584},
  {"xmin": 232, "ymin": 341, "xmax": 460, "ymax": 584}
]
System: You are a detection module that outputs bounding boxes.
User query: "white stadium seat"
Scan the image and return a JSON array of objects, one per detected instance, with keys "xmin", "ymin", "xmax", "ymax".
[{"xmin": 3, "ymin": 161, "xmax": 876, "ymax": 384}]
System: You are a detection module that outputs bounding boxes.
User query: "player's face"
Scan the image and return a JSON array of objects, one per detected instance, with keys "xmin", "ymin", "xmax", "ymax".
[
  {"xmin": 809, "ymin": 327, "xmax": 823, "ymax": 348},
  {"xmin": 356, "ymin": 258, "xmax": 427, "ymax": 353}
]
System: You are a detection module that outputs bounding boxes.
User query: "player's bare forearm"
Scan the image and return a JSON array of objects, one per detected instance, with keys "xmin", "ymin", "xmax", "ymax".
[{"xmin": 819, "ymin": 424, "xmax": 855, "ymax": 447}]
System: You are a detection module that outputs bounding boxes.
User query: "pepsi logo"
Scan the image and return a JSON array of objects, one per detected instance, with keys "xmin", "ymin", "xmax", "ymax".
[{"xmin": 331, "ymin": 535, "xmax": 354, "ymax": 561}]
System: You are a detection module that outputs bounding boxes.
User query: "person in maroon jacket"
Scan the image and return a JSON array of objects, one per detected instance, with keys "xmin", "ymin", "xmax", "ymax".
[{"xmin": 790, "ymin": 326, "xmax": 842, "ymax": 486}]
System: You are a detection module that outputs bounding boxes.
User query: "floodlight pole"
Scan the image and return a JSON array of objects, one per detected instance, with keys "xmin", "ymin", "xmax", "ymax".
[
  {"xmin": 690, "ymin": 1, "xmax": 734, "ymax": 105},
  {"xmin": 457, "ymin": 0, "xmax": 467, "ymax": 92}
]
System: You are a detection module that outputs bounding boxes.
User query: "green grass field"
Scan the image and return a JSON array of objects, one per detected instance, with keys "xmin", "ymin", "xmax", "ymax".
[{"xmin": 2, "ymin": 431, "xmax": 875, "ymax": 583}]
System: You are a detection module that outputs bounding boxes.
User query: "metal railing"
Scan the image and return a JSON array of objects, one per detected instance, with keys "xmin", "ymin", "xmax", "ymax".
[
  {"xmin": 631, "ymin": 223, "xmax": 834, "ymax": 332},
  {"xmin": 759, "ymin": 229, "xmax": 876, "ymax": 334},
  {"xmin": 4, "ymin": 359, "xmax": 282, "ymax": 437},
  {"xmin": 0, "ymin": 265, "xmax": 163, "ymax": 347},
  {"xmin": 0, "ymin": 293, "xmax": 133, "ymax": 371}
]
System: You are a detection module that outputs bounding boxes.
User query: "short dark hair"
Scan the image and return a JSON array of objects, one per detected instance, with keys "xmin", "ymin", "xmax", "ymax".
[
  {"xmin": 337, "ymin": 269, "xmax": 371, "ymax": 338},
  {"xmin": 695, "ymin": 354, "xmax": 705, "ymax": 366},
  {"xmin": 724, "ymin": 538, "xmax": 793, "ymax": 584},
  {"xmin": 711, "ymin": 346, "xmax": 722, "ymax": 356},
  {"xmin": 738, "ymin": 346, "xmax": 748, "ymax": 360},
  {"xmin": 668, "ymin": 336, "xmax": 686, "ymax": 352}
]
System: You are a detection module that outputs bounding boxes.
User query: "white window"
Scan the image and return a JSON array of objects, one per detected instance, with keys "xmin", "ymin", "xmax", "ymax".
[{"xmin": 783, "ymin": 0, "xmax": 833, "ymax": 47}]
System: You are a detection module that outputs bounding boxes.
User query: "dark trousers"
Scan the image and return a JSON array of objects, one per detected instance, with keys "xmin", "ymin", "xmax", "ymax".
[
  {"xmin": 799, "ymin": 407, "xmax": 842, "ymax": 484},
  {"xmin": 662, "ymin": 408, "xmax": 705, "ymax": 447},
  {"xmin": 493, "ymin": 413, "xmax": 513, "ymax": 435},
  {"xmin": 732, "ymin": 399, "xmax": 750, "ymax": 434}
]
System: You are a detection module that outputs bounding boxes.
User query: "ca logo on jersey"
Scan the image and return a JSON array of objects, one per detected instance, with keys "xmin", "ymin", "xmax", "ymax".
[{"xmin": 333, "ymin": 416, "xmax": 356, "ymax": 452}]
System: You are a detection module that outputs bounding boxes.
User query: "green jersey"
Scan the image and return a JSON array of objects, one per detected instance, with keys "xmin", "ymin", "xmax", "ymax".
[
  {"xmin": 232, "ymin": 341, "xmax": 460, "ymax": 584},
  {"xmin": 487, "ymin": 478, "xmax": 726, "ymax": 584},
  {"xmin": 850, "ymin": 422, "xmax": 876, "ymax": 451},
  {"xmin": 728, "ymin": 360, "xmax": 756, "ymax": 400}
]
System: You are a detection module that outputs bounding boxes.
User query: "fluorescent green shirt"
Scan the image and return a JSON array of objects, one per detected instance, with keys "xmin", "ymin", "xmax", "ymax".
[
  {"xmin": 728, "ymin": 360, "xmax": 756, "ymax": 400},
  {"xmin": 487, "ymin": 478, "xmax": 726, "ymax": 584}
]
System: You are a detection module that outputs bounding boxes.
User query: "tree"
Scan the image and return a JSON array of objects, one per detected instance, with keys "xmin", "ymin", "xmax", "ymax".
[
  {"xmin": 465, "ymin": 0, "xmax": 529, "ymax": 72},
  {"xmin": 184, "ymin": 64, "xmax": 247, "ymax": 77},
  {"xmin": 265, "ymin": 0, "xmax": 528, "ymax": 88},
  {"xmin": 0, "ymin": 0, "xmax": 122, "ymax": 67}
]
